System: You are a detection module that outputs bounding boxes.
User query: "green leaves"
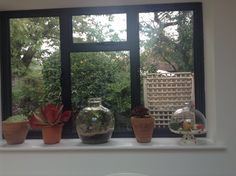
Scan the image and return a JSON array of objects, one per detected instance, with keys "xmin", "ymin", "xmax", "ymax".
[
  {"xmin": 70, "ymin": 52, "xmax": 130, "ymax": 110},
  {"xmin": 140, "ymin": 11, "xmax": 194, "ymax": 73},
  {"xmin": 11, "ymin": 17, "xmax": 60, "ymax": 114}
]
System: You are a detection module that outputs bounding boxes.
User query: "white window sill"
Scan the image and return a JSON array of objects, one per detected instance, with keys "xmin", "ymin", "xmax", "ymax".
[{"xmin": 0, "ymin": 138, "xmax": 226, "ymax": 152}]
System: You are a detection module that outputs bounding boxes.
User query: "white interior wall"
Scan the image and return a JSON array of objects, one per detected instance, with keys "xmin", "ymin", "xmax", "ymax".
[
  {"xmin": 1, "ymin": 0, "xmax": 236, "ymax": 176},
  {"xmin": 0, "ymin": 0, "xmax": 201, "ymax": 11}
]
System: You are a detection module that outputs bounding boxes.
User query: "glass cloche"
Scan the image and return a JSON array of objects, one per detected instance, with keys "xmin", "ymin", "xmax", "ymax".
[{"xmin": 168, "ymin": 102, "xmax": 207, "ymax": 144}]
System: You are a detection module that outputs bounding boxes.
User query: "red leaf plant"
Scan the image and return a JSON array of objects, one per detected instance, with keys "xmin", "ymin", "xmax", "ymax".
[
  {"xmin": 131, "ymin": 105, "xmax": 150, "ymax": 118},
  {"xmin": 29, "ymin": 103, "xmax": 71, "ymax": 128}
]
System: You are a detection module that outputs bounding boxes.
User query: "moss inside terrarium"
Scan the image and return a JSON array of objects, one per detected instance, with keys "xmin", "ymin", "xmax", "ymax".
[{"xmin": 77, "ymin": 109, "xmax": 114, "ymax": 135}]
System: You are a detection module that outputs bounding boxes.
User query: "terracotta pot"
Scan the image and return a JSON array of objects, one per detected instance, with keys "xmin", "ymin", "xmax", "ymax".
[
  {"xmin": 42, "ymin": 124, "xmax": 63, "ymax": 144},
  {"xmin": 131, "ymin": 116, "xmax": 155, "ymax": 143},
  {"xmin": 2, "ymin": 121, "xmax": 29, "ymax": 145}
]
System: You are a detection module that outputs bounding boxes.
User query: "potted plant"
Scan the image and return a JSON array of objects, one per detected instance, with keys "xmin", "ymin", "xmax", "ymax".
[
  {"xmin": 131, "ymin": 105, "xmax": 155, "ymax": 143},
  {"xmin": 2, "ymin": 114, "xmax": 30, "ymax": 145},
  {"xmin": 29, "ymin": 103, "xmax": 71, "ymax": 144}
]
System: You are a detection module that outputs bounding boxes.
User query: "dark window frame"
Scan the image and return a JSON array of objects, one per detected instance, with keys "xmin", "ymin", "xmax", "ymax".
[{"xmin": 0, "ymin": 2, "xmax": 205, "ymax": 138}]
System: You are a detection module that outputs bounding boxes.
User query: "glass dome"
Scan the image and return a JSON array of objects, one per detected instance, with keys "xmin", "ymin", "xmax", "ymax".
[{"xmin": 168, "ymin": 102, "xmax": 207, "ymax": 144}]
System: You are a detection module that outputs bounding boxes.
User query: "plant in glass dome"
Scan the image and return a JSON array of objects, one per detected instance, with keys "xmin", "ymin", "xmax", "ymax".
[{"xmin": 168, "ymin": 102, "xmax": 207, "ymax": 145}]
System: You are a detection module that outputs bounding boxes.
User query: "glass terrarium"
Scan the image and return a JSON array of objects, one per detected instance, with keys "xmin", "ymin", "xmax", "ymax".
[
  {"xmin": 168, "ymin": 102, "xmax": 207, "ymax": 145},
  {"xmin": 76, "ymin": 98, "xmax": 114, "ymax": 144}
]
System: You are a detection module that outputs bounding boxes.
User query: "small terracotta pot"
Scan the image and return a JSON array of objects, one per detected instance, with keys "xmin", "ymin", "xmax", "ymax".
[
  {"xmin": 131, "ymin": 116, "xmax": 155, "ymax": 143},
  {"xmin": 42, "ymin": 124, "xmax": 63, "ymax": 144},
  {"xmin": 2, "ymin": 121, "xmax": 29, "ymax": 145}
]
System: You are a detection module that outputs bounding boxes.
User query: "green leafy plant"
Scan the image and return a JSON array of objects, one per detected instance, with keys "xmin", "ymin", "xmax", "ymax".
[{"xmin": 4, "ymin": 114, "xmax": 28, "ymax": 123}]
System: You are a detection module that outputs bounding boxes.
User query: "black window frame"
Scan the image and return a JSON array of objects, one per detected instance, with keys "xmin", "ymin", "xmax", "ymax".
[{"xmin": 0, "ymin": 2, "xmax": 205, "ymax": 138}]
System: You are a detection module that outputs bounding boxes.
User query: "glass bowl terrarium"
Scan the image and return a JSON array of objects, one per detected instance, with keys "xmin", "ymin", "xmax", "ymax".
[
  {"xmin": 168, "ymin": 102, "xmax": 207, "ymax": 145},
  {"xmin": 76, "ymin": 98, "xmax": 114, "ymax": 144}
]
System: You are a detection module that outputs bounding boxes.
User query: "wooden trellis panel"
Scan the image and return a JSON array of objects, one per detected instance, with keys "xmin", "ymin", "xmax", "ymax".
[{"xmin": 143, "ymin": 72, "xmax": 194, "ymax": 128}]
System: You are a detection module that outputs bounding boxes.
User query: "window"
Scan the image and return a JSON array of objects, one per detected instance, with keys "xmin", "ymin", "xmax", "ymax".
[
  {"xmin": 10, "ymin": 17, "xmax": 61, "ymax": 115},
  {"xmin": 139, "ymin": 10, "xmax": 198, "ymax": 134},
  {"xmin": 70, "ymin": 51, "xmax": 131, "ymax": 135},
  {"xmin": 0, "ymin": 3, "xmax": 204, "ymax": 138},
  {"xmin": 72, "ymin": 14, "xmax": 127, "ymax": 43}
]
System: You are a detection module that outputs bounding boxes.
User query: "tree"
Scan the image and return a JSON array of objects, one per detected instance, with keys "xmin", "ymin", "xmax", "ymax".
[
  {"xmin": 10, "ymin": 17, "xmax": 60, "ymax": 76},
  {"xmin": 72, "ymin": 14, "xmax": 126, "ymax": 43},
  {"xmin": 139, "ymin": 11, "xmax": 193, "ymax": 73},
  {"xmin": 10, "ymin": 17, "xmax": 60, "ymax": 114},
  {"xmin": 10, "ymin": 15, "xmax": 131, "ymax": 121},
  {"xmin": 10, "ymin": 11, "xmax": 193, "ymax": 124}
]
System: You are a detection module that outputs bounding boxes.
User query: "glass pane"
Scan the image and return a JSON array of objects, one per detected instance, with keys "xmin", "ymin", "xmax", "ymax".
[
  {"xmin": 10, "ymin": 17, "xmax": 61, "ymax": 115},
  {"xmin": 71, "ymin": 51, "xmax": 131, "ymax": 132},
  {"xmin": 72, "ymin": 14, "xmax": 127, "ymax": 43},
  {"xmin": 139, "ymin": 11, "xmax": 194, "ymax": 128}
]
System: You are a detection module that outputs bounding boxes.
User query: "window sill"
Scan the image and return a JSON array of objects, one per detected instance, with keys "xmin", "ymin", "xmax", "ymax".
[{"xmin": 0, "ymin": 138, "xmax": 226, "ymax": 152}]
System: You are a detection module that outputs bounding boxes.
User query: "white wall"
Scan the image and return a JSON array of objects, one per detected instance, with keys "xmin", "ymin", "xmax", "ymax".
[
  {"xmin": 0, "ymin": 0, "xmax": 200, "ymax": 11},
  {"xmin": 1, "ymin": 0, "xmax": 236, "ymax": 176}
]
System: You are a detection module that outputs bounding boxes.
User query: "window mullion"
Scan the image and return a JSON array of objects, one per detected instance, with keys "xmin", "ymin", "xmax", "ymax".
[
  {"xmin": 60, "ymin": 14, "xmax": 72, "ymax": 110},
  {"xmin": 193, "ymin": 4, "xmax": 205, "ymax": 115},
  {"xmin": 0, "ymin": 15, "xmax": 11, "ymax": 120},
  {"xmin": 71, "ymin": 42, "xmax": 130, "ymax": 52},
  {"xmin": 127, "ymin": 10, "xmax": 141, "ymax": 108}
]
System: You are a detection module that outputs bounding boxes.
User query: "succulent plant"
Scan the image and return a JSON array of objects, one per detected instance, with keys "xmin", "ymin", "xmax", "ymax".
[
  {"xmin": 4, "ymin": 114, "xmax": 28, "ymax": 123},
  {"xmin": 29, "ymin": 103, "xmax": 71, "ymax": 128},
  {"xmin": 131, "ymin": 105, "xmax": 150, "ymax": 118}
]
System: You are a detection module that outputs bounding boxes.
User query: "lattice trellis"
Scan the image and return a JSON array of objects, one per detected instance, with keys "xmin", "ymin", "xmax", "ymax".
[{"xmin": 143, "ymin": 72, "xmax": 194, "ymax": 128}]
